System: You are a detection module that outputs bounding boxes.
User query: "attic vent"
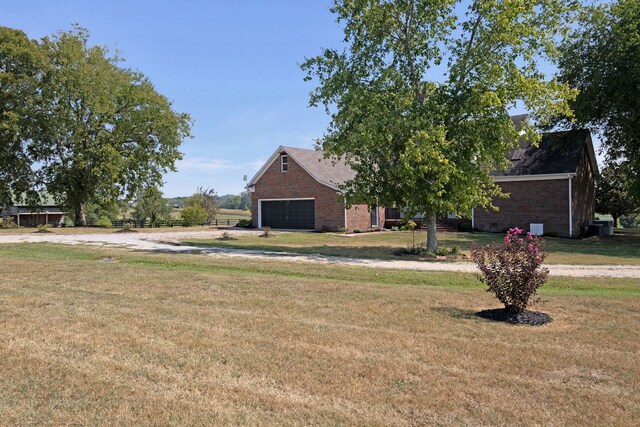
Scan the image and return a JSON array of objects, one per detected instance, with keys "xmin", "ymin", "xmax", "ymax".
[{"xmin": 511, "ymin": 149, "xmax": 526, "ymax": 161}]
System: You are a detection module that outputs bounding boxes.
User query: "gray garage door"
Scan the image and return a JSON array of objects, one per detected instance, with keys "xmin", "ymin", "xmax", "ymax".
[{"xmin": 261, "ymin": 200, "xmax": 315, "ymax": 229}]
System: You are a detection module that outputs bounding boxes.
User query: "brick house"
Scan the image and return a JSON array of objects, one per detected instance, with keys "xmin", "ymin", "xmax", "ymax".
[
  {"xmin": 246, "ymin": 146, "xmax": 383, "ymax": 231},
  {"xmin": 473, "ymin": 129, "xmax": 598, "ymax": 237}
]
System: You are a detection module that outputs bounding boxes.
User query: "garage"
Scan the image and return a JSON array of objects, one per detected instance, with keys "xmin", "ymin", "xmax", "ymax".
[{"xmin": 260, "ymin": 199, "xmax": 315, "ymax": 229}]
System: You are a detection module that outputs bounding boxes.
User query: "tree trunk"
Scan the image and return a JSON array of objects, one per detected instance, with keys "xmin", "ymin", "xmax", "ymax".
[
  {"xmin": 1, "ymin": 202, "xmax": 9, "ymax": 222},
  {"xmin": 425, "ymin": 213, "xmax": 438, "ymax": 251},
  {"xmin": 74, "ymin": 202, "xmax": 86, "ymax": 226},
  {"xmin": 612, "ymin": 214, "xmax": 618, "ymax": 228}
]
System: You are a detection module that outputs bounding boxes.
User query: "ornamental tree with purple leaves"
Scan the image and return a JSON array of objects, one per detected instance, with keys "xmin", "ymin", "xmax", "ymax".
[{"xmin": 471, "ymin": 228, "xmax": 549, "ymax": 313}]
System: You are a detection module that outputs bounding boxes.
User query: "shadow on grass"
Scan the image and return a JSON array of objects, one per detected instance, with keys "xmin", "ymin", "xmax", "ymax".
[{"xmin": 431, "ymin": 307, "xmax": 479, "ymax": 321}]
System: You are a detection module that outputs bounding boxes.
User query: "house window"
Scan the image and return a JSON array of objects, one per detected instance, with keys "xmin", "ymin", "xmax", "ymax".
[
  {"xmin": 370, "ymin": 205, "xmax": 378, "ymax": 227},
  {"xmin": 281, "ymin": 155, "xmax": 288, "ymax": 172}
]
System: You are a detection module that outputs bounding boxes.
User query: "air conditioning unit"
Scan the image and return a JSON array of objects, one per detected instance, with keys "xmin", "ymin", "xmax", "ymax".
[{"xmin": 530, "ymin": 223, "xmax": 544, "ymax": 236}]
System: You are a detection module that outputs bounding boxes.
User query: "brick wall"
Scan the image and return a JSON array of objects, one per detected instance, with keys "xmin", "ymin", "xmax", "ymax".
[
  {"xmin": 572, "ymin": 147, "xmax": 595, "ymax": 236},
  {"xmin": 251, "ymin": 154, "xmax": 346, "ymax": 230},
  {"xmin": 474, "ymin": 179, "xmax": 571, "ymax": 236},
  {"xmin": 345, "ymin": 204, "xmax": 386, "ymax": 232}
]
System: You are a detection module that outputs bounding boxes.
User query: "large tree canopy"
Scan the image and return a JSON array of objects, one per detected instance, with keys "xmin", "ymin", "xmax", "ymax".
[
  {"xmin": 0, "ymin": 27, "xmax": 44, "ymax": 212},
  {"xmin": 0, "ymin": 26, "xmax": 192, "ymax": 225},
  {"xmin": 302, "ymin": 0, "xmax": 577, "ymax": 249},
  {"xmin": 558, "ymin": 0, "xmax": 640, "ymax": 197}
]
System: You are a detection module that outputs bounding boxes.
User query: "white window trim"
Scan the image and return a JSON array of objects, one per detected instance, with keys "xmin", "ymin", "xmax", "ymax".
[
  {"xmin": 280, "ymin": 155, "xmax": 288, "ymax": 172},
  {"xmin": 257, "ymin": 197, "xmax": 315, "ymax": 229}
]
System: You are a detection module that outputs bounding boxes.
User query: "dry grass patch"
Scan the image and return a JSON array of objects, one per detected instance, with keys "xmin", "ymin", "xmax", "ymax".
[{"xmin": 0, "ymin": 244, "xmax": 638, "ymax": 425}]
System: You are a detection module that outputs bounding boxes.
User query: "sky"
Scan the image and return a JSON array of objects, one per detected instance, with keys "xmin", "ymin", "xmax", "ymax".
[
  {"xmin": 4, "ymin": 0, "xmax": 343, "ymax": 197},
  {"xmin": 4, "ymin": 1, "xmax": 586, "ymax": 197}
]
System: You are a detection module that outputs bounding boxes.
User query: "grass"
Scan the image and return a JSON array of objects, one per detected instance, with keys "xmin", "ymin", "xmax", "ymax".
[
  {"xmin": 0, "ymin": 243, "xmax": 639, "ymax": 425},
  {"xmin": 170, "ymin": 207, "xmax": 251, "ymax": 220},
  {"xmin": 182, "ymin": 228, "xmax": 640, "ymax": 265}
]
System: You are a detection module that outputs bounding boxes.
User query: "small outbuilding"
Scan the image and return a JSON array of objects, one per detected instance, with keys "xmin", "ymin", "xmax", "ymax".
[
  {"xmin": 246, "ymin": 146, "xmax": 383, "ymax": 231},
  {"xmin": 1, "ymin": 195, "xmax": 65, "ymax": 227},
  {"xmin": 473, "ymin": 129, "xmax": 598, "ymax": 237}
]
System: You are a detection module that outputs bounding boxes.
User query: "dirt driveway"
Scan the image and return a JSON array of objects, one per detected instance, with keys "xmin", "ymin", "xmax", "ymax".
[{"xmin": 1, "ymin": 229, "xmax": 639, "ymax": 279}]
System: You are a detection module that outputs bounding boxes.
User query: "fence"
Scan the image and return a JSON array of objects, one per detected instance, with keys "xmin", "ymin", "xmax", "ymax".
[{"xmin": 84, "ymin": 218, "xmax": 245, "ymax": 228}]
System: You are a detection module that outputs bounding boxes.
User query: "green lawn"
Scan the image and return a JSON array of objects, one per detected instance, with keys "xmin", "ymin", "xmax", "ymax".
[
  {"xmin": 0, "ymin": 243, "xmax": 638, "ymax": 425},
  {"xmin": 182, "ymin": 228, "xmax": 640, "ymax": 265}
]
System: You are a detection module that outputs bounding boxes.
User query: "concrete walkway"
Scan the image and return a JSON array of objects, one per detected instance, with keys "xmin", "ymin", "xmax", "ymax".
[{"xmin": 1, "ymin": 229, "xmax": 639, "ymax": 279}]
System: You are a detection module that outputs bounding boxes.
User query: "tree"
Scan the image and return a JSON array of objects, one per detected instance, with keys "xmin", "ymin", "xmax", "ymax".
[
  {"xmin": 180, "ymin": 204, "xmax": 207, "ymax": 227},
  {"xmin": 186, "ymin": 187, "xmax": 219, "ymax": 224},
  {"xmin": 29, "ymin": 26, "xmax": 192, "ymax": 225},
  {"xmin": 0, "ymin": 27, "xmax": 44, "ymax": 217},
  {"xmin": 558, "ymin": 0, "xmax": 640, "ymax": 198},
  {"xmin": 84, "ymin": 199, "xmax": 121, "ymax": 225},
  {"xmin": 239, "ymin": 190, "xmax": 251, "ymax": 210},
  {"xmin": 596, "ymin": 163, "xmax": 639, "ymax": 227},
  {"xmin": 133, "ymin": 186, "xmax": 172, "ymax": 227},
  {"xmin": 302, "ymin": 0, "xmax": 577, "ymax": 250}
]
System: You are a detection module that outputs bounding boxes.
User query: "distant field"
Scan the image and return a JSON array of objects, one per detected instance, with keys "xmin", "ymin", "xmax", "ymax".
[
  {"xmin": 182, "ymin": 228, "xmax": 640, "ymax": 265},
  {"xmin": 170, "ymin": 208, "xmax": 251, "ymax": 220},
  {"xmin": 0, "ymin": 243, "xmax": 638, "ymax": 425}
]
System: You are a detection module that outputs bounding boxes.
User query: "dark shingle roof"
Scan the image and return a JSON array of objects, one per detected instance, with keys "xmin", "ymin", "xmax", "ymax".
[{"xmin": 495, "ymin": 129, "xmax": 593, "ymax": 176}]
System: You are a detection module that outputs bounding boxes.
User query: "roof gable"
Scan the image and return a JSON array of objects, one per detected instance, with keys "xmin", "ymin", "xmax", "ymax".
[{"xmin": 247, "ymin": 146, "xmax": 355, "ymax": 190}]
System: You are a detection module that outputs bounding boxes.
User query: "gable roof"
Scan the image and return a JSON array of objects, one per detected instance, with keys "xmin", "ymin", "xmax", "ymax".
[
  {"xmin": 249, "ymin": 129, "xmax": 599, "ymax": 190},
  {"xmin": 247, "ymin": 146, "xmax": 355, "ymax": 191},
  {"xmin": 494, "ymin": 129, "xmax": 599, "ymax": 178}
]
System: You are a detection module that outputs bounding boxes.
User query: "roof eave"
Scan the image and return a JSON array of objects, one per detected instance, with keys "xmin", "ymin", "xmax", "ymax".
[{"xmin": 493, "ymin": 173, "xmax": 577, "ymax": 182}]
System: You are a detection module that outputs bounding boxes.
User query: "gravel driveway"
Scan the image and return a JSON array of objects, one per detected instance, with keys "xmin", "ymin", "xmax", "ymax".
[{"xmin": 1, "ymin": 229, "xmax": 639, "ymax": 279}]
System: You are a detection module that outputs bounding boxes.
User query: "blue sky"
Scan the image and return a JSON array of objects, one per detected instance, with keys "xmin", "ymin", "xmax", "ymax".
[
  {"xmin": 5, "ymin": 1, "xmax": 589, "ymax": 196},
  {"xmin": 4, "ymin": 0, "xmax": 342, "ymax": 196}
]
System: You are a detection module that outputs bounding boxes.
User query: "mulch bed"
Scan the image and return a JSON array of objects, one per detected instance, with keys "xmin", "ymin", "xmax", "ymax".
[{"xmin": 477, "ymin": 308, "xmax": 552, "ymax": 326}]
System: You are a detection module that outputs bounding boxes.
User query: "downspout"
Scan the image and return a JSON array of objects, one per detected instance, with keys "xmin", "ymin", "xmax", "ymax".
[
  {"xmin": 471, "ymin": 208, "xmax": 475, "ymax": 230},
  {"xmin": 257, "ymin": 200, "xmax": 262, "ymax": 229},
  {"xmin": 568, "ymin": 178, "xmax": 573, "ymax": 237},
  {"xmin": 343, "ymin": 195, "xmax": 348, "ymax": 231}
]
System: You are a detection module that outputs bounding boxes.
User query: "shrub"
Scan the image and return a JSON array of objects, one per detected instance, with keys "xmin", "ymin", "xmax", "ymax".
[
  {"xmin": 353, "ymin": 227, "xmax": 363, "ymax": 233},
  {"xmin": 220, "ymin": 231, "xmax": 232, "ymax": 240},
  {"xmin": 471, "ymin": 227, "xmax": 548, "ymax": 313},
  {"xmin": 435, "ymin": 246, "xmax": 448, "ymax": 256},
  {"xmin": 620, "ymin": 214, "xmax": 640, "ymax": 229},
  {"xmin": 181, "ymin": 205, "xmax": 207, "ymax": 226},
  {"xmin": 36, "ymin": 224, "xmax": 51, "ymax": 233},
  {"xmin": 236, "ymin": 219, "xmax": 252, "ymax": 228},
  {"xmin": 405, "ymin": 220, "xmax": 418, "ymax": 248},
  {"xmin": 261, "ymin": 225, "xmax": 272, "ymax": 237},
  {"xmin": 0, "ymin": 218, "xmax": 17, "ymax": 229},
  {"xmin": 96, "ymin": 216, "xmax": 113, "ymax": 228}
]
